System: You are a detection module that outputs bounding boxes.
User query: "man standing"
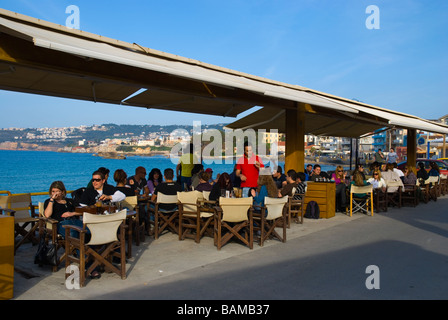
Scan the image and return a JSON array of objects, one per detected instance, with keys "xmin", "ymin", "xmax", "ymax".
[
  {"xmin": 176, "ymin": 143, "xmax": 199, "ymax": 190},
  {"xmin": 374, "ymin": 149, "xmax": 385, "ymax": 166},
  {"xmin": 386, "ymin": 148, "xmax": 398, "ymax": 164},
  {"xmin": 236, "ymin": 142, "xmax": 264, "ymax": 197}
]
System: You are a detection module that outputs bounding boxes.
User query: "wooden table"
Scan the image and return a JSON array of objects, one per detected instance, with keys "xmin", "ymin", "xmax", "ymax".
[
  {"xmin": 303, "ymin": 182, "xmax": 336, "ymax": 219},
  {"xmin": 75, "ymin": 206, "xmax": 137, "ymax": 258}
]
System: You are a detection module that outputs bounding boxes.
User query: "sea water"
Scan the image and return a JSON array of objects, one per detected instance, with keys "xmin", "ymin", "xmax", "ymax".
[{"xmin": 0, "ymin": 150, "xmax": 337, "ymax": 200}]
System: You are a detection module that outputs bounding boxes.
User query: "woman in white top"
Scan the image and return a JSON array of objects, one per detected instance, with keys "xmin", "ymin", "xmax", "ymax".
[
  {"xmin": 367, "ymin": 170, "xmax": 387, "ymax": 192},
  {"xmin": 381, "ymin": 163, "xmax": 403, "ymax": 192}
]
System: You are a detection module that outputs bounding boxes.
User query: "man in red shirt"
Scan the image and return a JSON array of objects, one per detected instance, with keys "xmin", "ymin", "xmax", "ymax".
[{"xmin": 236, "ymin": 142, "xmax": 264, "ymax": 197}]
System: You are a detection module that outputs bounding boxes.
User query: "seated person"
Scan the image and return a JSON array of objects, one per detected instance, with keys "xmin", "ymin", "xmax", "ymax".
[
  {"xmin": 350, "ymin": 171, "xmax": 370, "ymax": 198},
  {"xmin": 393, "ymin": 162, "xmax": 404, "ymax": 181},
  {"xmin": 382, "ymin": 163, "xmax": 403, "ymax": 193},
  {"xmin": 209, "ymin": 172, "xmax": 233, "ymax": 202},
  {"xmin": 127, "ymin": 166, "xmax": 149, "ymax": 195},
  {"xmin": 352, "ymin": 164, "xmax": 366, "ymax": 180},
  {"xmin": 417, "ymin": 162, "xmax": 429, "ymax": 181},
  {"xmin": 402, "ymin": 166, "xmax": 417, "ymax": 185},
  {"xmin": 229, "ymin": 164, "xmax": 241, "ymax": 188},
  {"xmin": 147, "ymin": 168, "xmax": 163, "ymax": 195},
  {"xmin": 151, "ymin": 168, "xmax": 182, "ymax": 211},
  {"xmin": 87, "ymin": 167, "xmax": 110, "ymax": 188},
  {"xmin": 331, "ymin": 165, "xmax": 347, "ymax": 212},
  {"xmin": 293, "ymin": 172, "xmax": 307, "ymax": 200},
  {"xmin": 79, "ymin": 170, "xmax": 126, "ymax": 206},
  {"xmin": 367, "ymin": 170, "xmax": 387, "ymax": 192},
  {"xmin": 113, "ymin": 169, "xmax": 135, "ymax": 197},
  {"xmin": 44, "ymin": 180, "xmax": 83, "ymax": 237},
  {"xmin": 429, "ymin": 162, "xmax": 440, "ymax": 177},
  {"xmin": 205, "ymin": 168, "xmax": 219, "ymax": 185},
  {"xmin": 251, "ymin": 169, "xmax": 279, "ymax": 213},
  {"xmin": 305, "ymin": 164, "xmax": 313, "ymax": 177},
  {"xmin": 308, "ymin": 164, "xmax": 329, "ymax": 181},
  {"xmin": 195, "ymin": 171, "xmax": 213, "ymax": 192},
  {"xmin": 279, "ymin": 170, "xmax": 298, "ymax": 198},
  {"xmin": 190, "ymin": 164, "xmax": 204, "ymax": 190},
  {"xmin": 272, "ymin": 166, "xmax": 287, "ymax": 189}
]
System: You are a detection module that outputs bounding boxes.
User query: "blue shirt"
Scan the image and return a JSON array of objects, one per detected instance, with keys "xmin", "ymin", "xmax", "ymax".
[{"xmin": 387, "ymin": 152, "xmax": 398, "ymax": 163}]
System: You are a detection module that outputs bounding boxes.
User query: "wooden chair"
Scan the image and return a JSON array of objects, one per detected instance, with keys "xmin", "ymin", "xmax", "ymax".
[
  {"xmin": 385, "ymin": 180, "xmax": 403, "ymax": 208},
  {"xmin": 349, "ymin": 185, "xmax": 374, "ymax": 217},
  {"xmin": 214, "ymin": 197, "xmax": 254, "ymax": 250},
  {"xmin": 402, "ymin": 183, "xmax": 419, "ymax": 207},
  {"xmin": 254, "ymin": 196, "xmax": 288, "ymax": 247},
  {"xmin": 120, "ymin": 196, "xmax": 145, "ymax": 258},
  {"xmin": 440, "ymin": 175, "xmax": 447, "ymax": 195},
  {"xmin": 2, "ymin": 193, "xmax": 40, "ymax": 254},
  {"xmin": 202, "ymin": 191, "xmax": 211, "ymax": 201},
  {"xmin": 0, "ymin": 193, "xmax": 11, "ymax": 215},
  {"xmin": 287, "ymin": 193, "xmax": 305, "ymax": 226},
  {"xmin": 178, "ymin": 191, "xmax": 214, "ymax": 243},
  {"xmin": 150, "ymin": 192, "xmax": 179, "ymax": 239},
  {"xmin": 373, "ymin": 189, "xmax": 388, "ymax": 213},
  {"xmin": 64, "ymin": 210, "xmax": 127, "ymax": 287},
  {"xmin": 37, "ymin": 202, "xmax": 66, "ymax": 271},
  {"xmin": 418, "ymin": 176, "xmax": 439, "ymax": 203}
]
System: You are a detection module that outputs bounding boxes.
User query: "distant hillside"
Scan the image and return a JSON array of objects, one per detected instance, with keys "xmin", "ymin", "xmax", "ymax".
[{"xmin": 0, "ymin": 123, "xmax": 229, "ymax": 146}]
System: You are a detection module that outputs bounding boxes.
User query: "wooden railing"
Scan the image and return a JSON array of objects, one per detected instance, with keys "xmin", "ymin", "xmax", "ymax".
[{"xmin": 0, "ymin": 190, "xmax": 74, "ymax": 213}]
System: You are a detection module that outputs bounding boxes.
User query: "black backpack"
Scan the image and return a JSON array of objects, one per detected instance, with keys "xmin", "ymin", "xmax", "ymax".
[{"xmin": 305, "ymin": 201, "xmax": 320, "ymax": 219}]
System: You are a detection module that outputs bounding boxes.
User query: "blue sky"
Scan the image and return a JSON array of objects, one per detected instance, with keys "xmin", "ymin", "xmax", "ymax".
[{"xmin": 1, "ymin": 0, "xmax": 447, "ymax": 128}]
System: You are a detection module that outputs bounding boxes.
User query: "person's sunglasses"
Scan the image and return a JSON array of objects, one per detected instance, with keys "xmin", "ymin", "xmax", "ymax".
[{"xmin": 92, "ymin": 178, "xmax": 102, "ymax": 182}]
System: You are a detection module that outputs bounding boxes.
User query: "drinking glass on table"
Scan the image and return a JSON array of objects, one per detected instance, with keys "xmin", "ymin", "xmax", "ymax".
[{"xmin": 95, "ymin": 200, "xmax": 103, "ymax": 214}]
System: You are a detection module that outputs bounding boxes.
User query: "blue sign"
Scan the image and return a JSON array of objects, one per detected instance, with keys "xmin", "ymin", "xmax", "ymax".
[{"xmin": 417, "ymin": 137, "xmax": 425, "ymax": 145}]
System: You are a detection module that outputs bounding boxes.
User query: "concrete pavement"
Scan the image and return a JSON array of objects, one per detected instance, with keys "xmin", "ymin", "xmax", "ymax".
[{"xmin": 11, "ymin": 195, "xmax": 448, "ymax": 300}]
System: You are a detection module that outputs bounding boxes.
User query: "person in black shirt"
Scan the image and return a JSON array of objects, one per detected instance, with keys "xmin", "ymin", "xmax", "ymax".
[
  {"xmin": 113, "ymin": 169, "xmax": 135, "ymax": 197},
  {"xmin": 209, "ymin": 172, "xmax": 233, "ymax": 202},
  {"xmin": 79, "ymin": 171, "xmax": 126, "ymax": 206},
  {"xmin": 151, "ymin": 168, "xmax": 182, "ymax": 211},
  {"xmin": 417, "ymin": 162, "xmax": 429, "ymax": 181},
  {"xmin": 272, "ymin": 166, "xmax": 287, "ymax": 189},
  {"xmin": 44, "ymin": 180, "xmax": 83, "ymax": 237},
  {"xmin": 128, "ymin": 166, "xmax": 149, "ymax": 195}
]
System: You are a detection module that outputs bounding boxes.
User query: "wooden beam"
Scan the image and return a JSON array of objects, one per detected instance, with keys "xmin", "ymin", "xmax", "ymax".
[
  {"xmin": 443, "ymin": 134, "xmax": 446, "ymax": 158},
  {"xmin": 285, "ymin": 105, "xmax": 305, "ymax": 172},
  {"xmin": 407, "ymin": 129, "xmax": 417, "ymax": 168}
]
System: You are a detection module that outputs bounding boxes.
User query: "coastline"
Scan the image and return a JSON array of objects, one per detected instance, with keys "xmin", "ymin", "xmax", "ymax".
[{"xmin": 0, "ymin": 147, "xmax": 356, "ymax": 169}]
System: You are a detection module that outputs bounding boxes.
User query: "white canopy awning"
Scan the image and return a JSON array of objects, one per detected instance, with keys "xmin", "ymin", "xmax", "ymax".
[
  {"xmin": 0, "ymin": 12, "xmax": 357, "ymax": 117},
  {"xmin": 1, "ymin": 8, "xmax": 448, "ymax": 137}
]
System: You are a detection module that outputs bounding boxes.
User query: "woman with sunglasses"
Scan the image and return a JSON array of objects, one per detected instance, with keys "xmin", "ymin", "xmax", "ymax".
[
  {"xmin": 331, "ymin": 165, "xmax": 347, "ymax": 213},
  {"xmin": 367, "ymin": 170, "xmax": 387, "ymax": 192}
]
